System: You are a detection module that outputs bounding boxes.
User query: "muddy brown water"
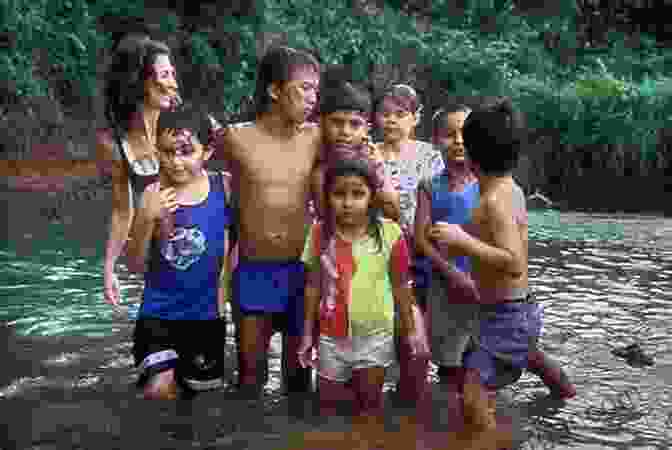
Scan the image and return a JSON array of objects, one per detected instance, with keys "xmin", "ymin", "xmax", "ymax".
[{"xmin": 1, "ymin": 192, "xmax": 671, "ymax": 449}]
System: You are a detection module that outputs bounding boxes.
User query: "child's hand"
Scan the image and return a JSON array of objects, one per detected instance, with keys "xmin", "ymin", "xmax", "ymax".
[
  {"xmin": 364, "ymin": 138, "xmax": 384, "ymax": 162},
  {"xmin": 407, "ymin": 305, "xmax": 431, "ymax": 358},
  {"xmin": 408, "ymin": 332, "xmax": 431, "ymax": 358},
  {"xmin": 297, "ymin": 333, "xmax": 316, "ymax": 369},
  {"xmin": 139, "ymin": 182, "xmax": 179, "ymax": 221},
  {"xmin": 427, "ymin": 222, "xmax": 470, "ymax": 249}
]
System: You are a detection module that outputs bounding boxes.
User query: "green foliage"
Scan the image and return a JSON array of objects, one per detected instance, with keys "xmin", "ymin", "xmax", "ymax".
[{"xmin": 1, "ymin": 0, "xmax": 672, "ymax": 161}]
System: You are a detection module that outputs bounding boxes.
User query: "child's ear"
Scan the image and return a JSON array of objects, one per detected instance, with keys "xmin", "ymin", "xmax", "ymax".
[{"xmin": 268, "ymin": 82, "xmax": 282, "ymax": 102}]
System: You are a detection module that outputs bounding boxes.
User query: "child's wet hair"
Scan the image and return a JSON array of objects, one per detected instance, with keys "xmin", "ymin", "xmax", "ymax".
[
  {"xmin": 157, "ymin": 105, "xmax": 212, "ymax": 147},
  {"xmin": 319, "ymin": 66, "xmax": 372, "ymax": 118},
  {"xmin": 375, "ymin": 83, "xmax": 423, "ymax": 117},
  {"xmin": 432, "ymin": 103, "xmax": 471, "ymax": 130},
  {"xmin": 322, "ymin": 158, "xmax": 384, "ymax": 252},
  {"xmin": 254, "ymin": 46, "xmax": 320, "ymax": 115},
  {"xmin": 463, "ymin": 98, "xmax": 525, "ymax": 175}
]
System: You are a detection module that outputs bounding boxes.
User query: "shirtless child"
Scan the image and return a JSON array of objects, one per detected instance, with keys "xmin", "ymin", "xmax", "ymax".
[
  {"xmin": 427, "ymin": 99, "xmax": 575, "ymax": 405},
  {"xmin": 212, "ymin": 46, "xmax": 321, "ymax": 397}
]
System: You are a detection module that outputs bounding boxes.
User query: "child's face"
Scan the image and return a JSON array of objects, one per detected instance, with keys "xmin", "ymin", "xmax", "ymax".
[
  {"xmin": 271, "ymin": 66, "xmax": 320, "ymax": 123},
  {"xmin": 156, "ymin": 129, "xmax": 212, "ymax": 185},
  {"xmin": 434, "ymin": 111, "xmax": 469, "ymax": 164},
  {"xmin": 322, "ymin": 111, "xmax": 369, "ymax": 146},
  {"xmin": 329, "ymin": 175, "xmax": 372, "ymax": 228},
  {"xmin": 376, "ymin": 97, "xmax": 417, "ymax": 143}
]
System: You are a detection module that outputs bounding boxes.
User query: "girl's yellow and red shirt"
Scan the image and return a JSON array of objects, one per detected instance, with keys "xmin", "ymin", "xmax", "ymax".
[{"xmin": 301, "ymin": 219, "xmax": 410, "ymax": 338}]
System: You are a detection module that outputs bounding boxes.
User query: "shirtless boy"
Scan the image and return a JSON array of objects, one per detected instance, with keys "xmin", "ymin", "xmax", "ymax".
[
  {"xmin": 427, "ymin": 99, "xmax": 575, "ymax": 403},
  {"xmin": 213, "ymin": 46, "xmax": 321, "ymax": 397}
]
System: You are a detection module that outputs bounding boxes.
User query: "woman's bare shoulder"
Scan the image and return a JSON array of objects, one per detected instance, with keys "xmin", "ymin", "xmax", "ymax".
[{"xmin": 95, "ymin": 128, "xmax": 117, "ymax": 160}]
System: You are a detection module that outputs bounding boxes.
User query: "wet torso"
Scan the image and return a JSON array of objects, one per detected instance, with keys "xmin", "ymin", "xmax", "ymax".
[
  {"xmin": 225, "ymin": 124, "xmax": 321, "ymax": 261},
  {"xmin": 467, "ymin": 180, "xmax": 528, "ymax": 299}
]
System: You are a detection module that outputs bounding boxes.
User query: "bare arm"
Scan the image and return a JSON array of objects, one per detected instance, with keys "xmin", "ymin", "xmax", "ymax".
[
  {"xmin": 415, "ymin": 186, "xmax": 480, "ymax": 303},
  {"xmin": 311, "ymin": 163, "xmax": 326, "ymax": 220},
  {"xmin": 94, "ymin": 133, "xmax": 134, "ymax": 296},
  {"xmin": 414, "ymin": 187, "xmax": 455, "ymax": 277},
  {"xmin": 125, "ymin": 207, "xmax": 156, "ymax": 274},
  {"xmin": 390, "ymin": 236, "xmax": 415, "ymax": 336},
  {"xmin": 304, "ymin": 270, "xmax": 321, "ymax": 325}
]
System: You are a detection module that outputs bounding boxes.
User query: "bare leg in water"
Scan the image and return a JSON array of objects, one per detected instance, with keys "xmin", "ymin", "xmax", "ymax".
[
  {"xmin": 143, "ymin": 369, "xmax": 178, "ymax": 400},
  {"xmin": 527, "ymin": 349, "xmax": 576, "ymax": 399}
]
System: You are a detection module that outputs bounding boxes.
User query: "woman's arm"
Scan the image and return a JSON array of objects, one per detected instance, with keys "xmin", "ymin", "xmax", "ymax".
[
  {"xmin": 96, "ymin": 131, "xmax": 132, "ymax": 304},
  {"xmin": 125, "ymin": 205, "xmax": 156, "ymax": 274}
]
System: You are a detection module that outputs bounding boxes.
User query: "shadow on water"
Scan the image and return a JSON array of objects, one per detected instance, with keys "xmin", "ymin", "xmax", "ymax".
[{"xmin": 0, "ymin": 199, "xmax": 671, "ymax": 449}]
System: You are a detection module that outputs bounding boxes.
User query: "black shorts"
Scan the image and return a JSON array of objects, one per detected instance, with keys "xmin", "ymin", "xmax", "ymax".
[{"xmin": 132, "ymin": 317, "xmax": 227, "ymax": 392}]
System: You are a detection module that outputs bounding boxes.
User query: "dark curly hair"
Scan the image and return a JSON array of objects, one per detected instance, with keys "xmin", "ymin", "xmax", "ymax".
[{"xmin": 104, "ymin": 34, "xmax": 173, "ymax": 133}]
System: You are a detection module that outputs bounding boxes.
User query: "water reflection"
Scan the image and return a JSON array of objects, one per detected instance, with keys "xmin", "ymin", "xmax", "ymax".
[{"xmin": 0, "ymin": 211, "xmax": 670, "ymax": 448}]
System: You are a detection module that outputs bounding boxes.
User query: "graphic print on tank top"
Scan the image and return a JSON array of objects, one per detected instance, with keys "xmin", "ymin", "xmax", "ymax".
[{"xmin": 160, "ymin": 225, "xmax": 207, "ymax": 271}]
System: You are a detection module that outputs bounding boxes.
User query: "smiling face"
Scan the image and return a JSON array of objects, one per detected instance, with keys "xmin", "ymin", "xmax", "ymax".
[
  {"xmin": 156, "ymin": 129, "xmax": 212, "ymax": 185},
  {"xmin": 144, "ymin": 54, "xmax": 179, "ymax": 110},
  {"xmin": 270, "ymin": 66, "xmax": 320, "ymax": 123},
  {"xmin": 328, "ymin": 174, "xmax": 372, "ymax": 229},
  {"xmin": 322, "ymin": 111, "xmax": 370, "ymax": 146},
  {"xmin": 434, "ymin": 110, "xmax": 469, "ymax": 165},
  {"xmin": 377, "ymin": 96, "xmax": 417, "ymax": 143}
]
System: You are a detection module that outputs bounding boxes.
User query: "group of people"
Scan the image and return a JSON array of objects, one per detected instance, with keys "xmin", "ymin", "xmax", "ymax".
[{"xmin": 7, "ymin": 32, "xmax": 577, "ymax": 438}]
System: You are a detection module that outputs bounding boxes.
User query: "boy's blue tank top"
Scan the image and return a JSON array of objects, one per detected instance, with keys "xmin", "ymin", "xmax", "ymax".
[
  {"xmin": 140, "ymin": 172, "xmax": 231, "ymax": 320},
  {"xmin": 429, "ymin": 173, "xmax": 479, "ymax": 273}
]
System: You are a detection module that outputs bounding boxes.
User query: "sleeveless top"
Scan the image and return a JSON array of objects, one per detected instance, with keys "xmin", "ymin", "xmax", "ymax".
[
  {"xmin": 421, "ymin": 172, "xmax": 480, "ymax": 273},
  {"xmin": 140, "ymin": 171, "xmax": 232, "ymax": 320},
  {"xmin": 110, "ymin": 131, "xmax": 160, "ymax": 209}
]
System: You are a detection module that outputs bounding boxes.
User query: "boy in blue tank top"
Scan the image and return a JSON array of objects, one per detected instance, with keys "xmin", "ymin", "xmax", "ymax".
[
  {"xmin": 415, "ymin": 105, "xmax": 481, "ymax": 397},
  {"xmin": 125, "ymin": 106, "xmax": 233, "ymax": 400}
]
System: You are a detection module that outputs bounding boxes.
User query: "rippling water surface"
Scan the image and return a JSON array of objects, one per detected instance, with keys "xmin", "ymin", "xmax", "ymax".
[{"xmin": 0, "ymin": 209, "xmax": 670, "ymax": 449}]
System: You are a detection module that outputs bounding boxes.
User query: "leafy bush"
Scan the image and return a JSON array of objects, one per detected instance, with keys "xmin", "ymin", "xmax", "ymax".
[{"xmin": 2, "ymin": 0, "xmax": 672, "ymax": 161}]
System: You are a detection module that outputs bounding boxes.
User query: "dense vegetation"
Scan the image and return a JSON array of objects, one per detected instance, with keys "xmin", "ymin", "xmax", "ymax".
[{"xmin": 2, "ymin": 0, "xmax": 672, "ymax": 211}]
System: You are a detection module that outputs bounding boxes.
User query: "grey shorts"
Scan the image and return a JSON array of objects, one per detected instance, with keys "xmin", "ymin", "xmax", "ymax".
[
  {"xmin": 427, "ymin": 271, "xmax": 480, "ymax": 367},
  {"xmin": 318, "ymin": 333, "xmax": 395, "ymax": 383}
]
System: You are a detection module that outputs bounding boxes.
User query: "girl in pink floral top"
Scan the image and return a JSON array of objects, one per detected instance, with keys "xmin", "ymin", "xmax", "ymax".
[{"xmin": 375, "ymin": 84, "xmax": 444, "ymax": 405}]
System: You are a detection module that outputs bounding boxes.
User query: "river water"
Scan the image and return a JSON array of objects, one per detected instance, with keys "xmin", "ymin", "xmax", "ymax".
[{"xmin": 0, "ymin": 198, "xmax": 670, "ymax": 449}]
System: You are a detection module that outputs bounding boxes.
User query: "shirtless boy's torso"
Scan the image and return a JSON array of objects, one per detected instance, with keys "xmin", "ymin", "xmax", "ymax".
[
  {"xmin": 468, "ymin": 178, "xmax": 528, "ymax": 297},
  {"xmin": 223, "ymin": 123, "xmax": 321, "ymax": 260}
]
